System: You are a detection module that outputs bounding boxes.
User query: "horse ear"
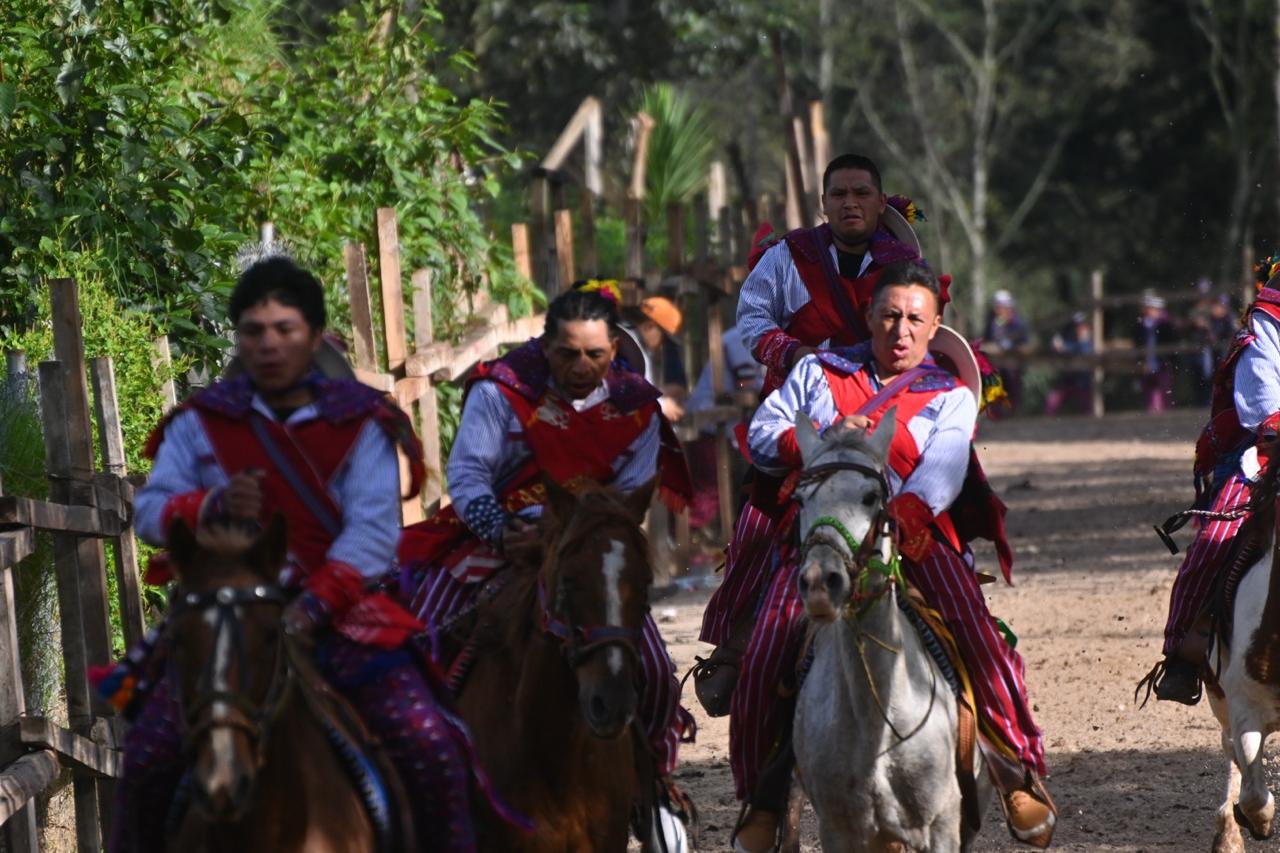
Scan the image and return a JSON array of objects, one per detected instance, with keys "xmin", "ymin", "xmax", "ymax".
[
  {"xmin": 166, "ymin": 517, "xmax": 197, "ymax": 580},
  {"xmin": 542, "ymin": 476, "xmax": 578, "ymax": 523},
  {"xmin": 248, "ymin": 513, "xmax": 289, "ymax": 581},
  {"xmin": 621, "ymin": 477, "xmax": 657, "ymax": 525},
  {"xmin": 794, "ymin": 412, "xmax": 823, "ymax": 466},
  {"xmin": 867, "ymin": 407, "xmax": 897, "ymax": 462}
]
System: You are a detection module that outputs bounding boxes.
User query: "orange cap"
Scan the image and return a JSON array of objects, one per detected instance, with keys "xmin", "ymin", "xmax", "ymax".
[{"xmin": 641, "ymin": 296, "xmax": 682, "ymax": 336}]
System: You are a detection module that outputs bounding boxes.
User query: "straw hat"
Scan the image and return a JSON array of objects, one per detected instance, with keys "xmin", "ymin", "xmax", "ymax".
[
  {"xmin": 882, "ymin": 204, "xmax": 921, "ymax": 257},
  {"xmin": 929, "ymin": 325, "xmax": 980, "ymax": 405}
]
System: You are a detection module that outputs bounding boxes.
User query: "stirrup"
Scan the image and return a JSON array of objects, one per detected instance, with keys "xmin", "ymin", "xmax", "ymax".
[
  {"xmin": 1135, "ymin": 657, "xmax": 1202, "ymax": 708},
  {"xmin": 685, "ymin": 646, "xmax": 741, "ymax": 718}
]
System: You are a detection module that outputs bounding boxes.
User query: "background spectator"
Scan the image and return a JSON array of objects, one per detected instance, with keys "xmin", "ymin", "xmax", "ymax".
[
  {"xmin": 1132, "ymin": 289, "xmax": 1178, "ymax": 412},
  {"xmin": 984, "ymin": 289, "xmax": 1033, "ymax": 412},
  {"xmin": 1045, "ymin": 311, "xmax": 1094, "ymax": 416}
]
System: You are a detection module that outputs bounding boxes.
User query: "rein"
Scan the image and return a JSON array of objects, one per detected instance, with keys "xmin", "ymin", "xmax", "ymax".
[
  {"xmin": 797, "ymin": 455, "xmax": 936, "ymax": 744},
  {"xmin": 536, "ymin": 521, "xmax": 645, "ymax": 667},
  {"xmin": 167, "ymin": 584, "xmax": 292, "ymax": 761}
]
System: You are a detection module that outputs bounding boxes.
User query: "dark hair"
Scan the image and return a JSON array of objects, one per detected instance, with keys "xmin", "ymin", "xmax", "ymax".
[
  {"xmin": 229, "ymin": 256, "xmax": 326, "ymax": 329},
  {"xmin": 822, "ymin": 153, "xmax": 883, "ymax": 194},
  {"xmin": 545, "ymin": 287, "xmax": 620, "ymax": 340},
  {"xmin": 870, "ymin": 260, "xmax": 941, "ymax": 309}
]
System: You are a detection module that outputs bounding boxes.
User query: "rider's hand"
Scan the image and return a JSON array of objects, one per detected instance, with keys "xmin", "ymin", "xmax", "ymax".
[
  {"xmin": 501, "ymin": 518, "xmax": 542, "ymax": 564},
  {"xmin": 660, "ymin": 396, "xmax": 685, "ymax": 422},
  {"xmin": 837, "ymin": 414, "xmax": 873, "ymax": 433},
  {"xmin": 282, "ymin": 591, "xmax": 328, "ymax": 648},
  {"xmin": 789, "ymin": 346, "xmax": 817, "ymax": 369},
  {"xmin": 223, "ymin": 470, "xmax": 265, "ymax": 522}
]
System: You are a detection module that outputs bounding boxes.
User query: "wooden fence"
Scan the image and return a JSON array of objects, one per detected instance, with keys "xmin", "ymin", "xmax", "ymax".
[{"xmin": 1, "ymin": 279, "xmax": 147, "ymax": 853}]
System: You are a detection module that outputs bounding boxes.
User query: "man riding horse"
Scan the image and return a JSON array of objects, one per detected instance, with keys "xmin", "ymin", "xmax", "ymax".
[
  {"xmin": 1148, "ymin": 257, "xmax": 1280, "ymax": 704},
  {"xmin": 396, "ymin": 281, "xmax": 697, "ymax": 843},
  {"xmin": 729, "ymin": 261, "xmax": 1056, "ymax": 852},
  {"xmin": 695, "ymin": 153, "xmax": 944, "ymax": 716},
  {"xmin": 112, "ymin": 255, "xmax": 477, "ymax": 851}
]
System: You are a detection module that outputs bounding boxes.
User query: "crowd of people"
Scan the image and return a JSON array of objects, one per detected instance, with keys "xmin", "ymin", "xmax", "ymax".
[{"xmin": 978, "ymin": 283, "xmax": 1241, "ymax": 416}]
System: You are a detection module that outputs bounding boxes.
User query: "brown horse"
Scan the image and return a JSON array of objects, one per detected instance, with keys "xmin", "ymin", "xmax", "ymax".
[
  {"xmin": 456, "ymin": 478, "xmax": 659, "ymax": 851},
  {"xmin": 161, "ymin": 517, "xmax": 404, "ymax": 853}
]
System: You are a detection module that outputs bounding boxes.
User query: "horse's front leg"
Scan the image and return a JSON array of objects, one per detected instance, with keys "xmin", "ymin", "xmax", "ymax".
[
  {"xmin": 1231, "ymin": 721, "xmax": 1275, "ymax": 841},
  {"xmin": 1214, "ymin": 728, "xmax": 1245, "ymax": 853}
]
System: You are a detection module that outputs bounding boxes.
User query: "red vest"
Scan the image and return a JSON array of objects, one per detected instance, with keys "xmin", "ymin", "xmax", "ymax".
[
  {"xmin": 198, "ymin": 411, "xmax": 362, "ymax": 572},
  {"xmin": 820, "ymin": 361, "xmax": 963, "ymax": 552},
  {"xmin": 1194, "ymin": 290, "xmax": 1280, "ymax": 486}
]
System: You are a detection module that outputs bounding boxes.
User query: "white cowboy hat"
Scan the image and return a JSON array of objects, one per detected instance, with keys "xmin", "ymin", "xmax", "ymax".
[
  {"xmin": 929, "ymin": 324, "xmax": 981, "ymax": 405},
  {"xmin": 882, "ymin": 204, "xmax": 921, "ymax": 257}
]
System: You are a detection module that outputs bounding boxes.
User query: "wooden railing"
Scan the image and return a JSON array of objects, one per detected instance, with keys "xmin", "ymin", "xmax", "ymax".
[{"xmin": 0, "ymin": 279, "xmax": 147, "ymax": 853}]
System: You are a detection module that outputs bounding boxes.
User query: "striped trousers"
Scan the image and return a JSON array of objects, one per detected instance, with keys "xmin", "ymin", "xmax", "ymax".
[
  {"xmin": 412, "ymin": 566, "xmax": 691, "ymax": 775},
  {"xmin": 1163, "ymin": 471, "xmax": 1253, "ymax": 655},
  {"xmin": 700, "ymin": 502, "xmax": 785, "ymax": 646},
  {"xmin": 729, "ymin": 540, "xmax": 1046, "ymax": 801}
]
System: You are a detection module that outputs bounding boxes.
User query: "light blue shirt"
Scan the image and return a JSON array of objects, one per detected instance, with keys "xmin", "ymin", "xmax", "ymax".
[
  {"xmin": 748, "ymin": 353, "xmax": 976, "ymax": 515},
  {"xmin": 1234, "ymin": 311, "xmax": 1280, "ymax": 432},
  {"xmin": 737, "ymin": 240, "xmax": 873, "ymax": 356},
  {"xmin": 135, "ymin": 397, "xmax": 402, "ymax": 578},
  {"xmin": 447, "ymin": 379, "xmax": 660, "ymax": 542}
]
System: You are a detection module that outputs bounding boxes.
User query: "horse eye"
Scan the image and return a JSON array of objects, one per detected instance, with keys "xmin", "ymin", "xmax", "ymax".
[{"xmin": 861, "ymin": 491, "xmax": 878, "ymax": 507}]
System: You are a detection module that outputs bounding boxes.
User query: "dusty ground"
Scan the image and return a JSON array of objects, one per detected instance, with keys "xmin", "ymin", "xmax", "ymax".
[{"xmin": 653, "ymin": 409, "xmax": 1280, "ymax": 852}]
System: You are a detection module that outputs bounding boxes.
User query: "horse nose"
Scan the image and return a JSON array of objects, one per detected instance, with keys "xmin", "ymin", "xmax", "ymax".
[{"xmin": 582, "ymin": 680, "xmax": 635, "ymax": 738}]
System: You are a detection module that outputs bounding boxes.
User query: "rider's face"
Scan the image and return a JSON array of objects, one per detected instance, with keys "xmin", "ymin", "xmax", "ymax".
[
  {"xmin": 235, "ymin": 299, "xmax": 322, "ymax": 396},
  {"xmin": 822, "ymin": 168, "xmax": 886, "ymax": 251},
  {"xmin": 544, "ymin": 319, "xmax": 618, "ymax": 400},
  {"xmin": 867, "ymin": 284, "xmax": 941, "ymax": 378}
]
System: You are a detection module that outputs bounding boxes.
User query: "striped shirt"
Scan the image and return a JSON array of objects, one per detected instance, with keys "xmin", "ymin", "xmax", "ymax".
[
  {"xmin": 135, "ymin": 397, "xmax": 401, "ymax": 578},
  {"xmin": 747, "ymin": 354, "xmax": 976, "ymax": 515}
]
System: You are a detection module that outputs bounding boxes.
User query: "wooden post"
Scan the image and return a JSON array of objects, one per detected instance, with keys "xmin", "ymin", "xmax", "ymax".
[
  {"xmin": 578, "ymin": 189, "xmax": 597, "ymax": 277},
  {"xmin": 625, "ymin": 199, "xmax": 645, "ymax": 281},
  {"xmin": 5, "ymin": 351, "xmax": 27, "ymax": 399},
  {"xmin": 666, "ymin": 204, "xmax": 685, "ymax": 274},
  {"xmin": 1244, "ymin": 243, "xmax": 1257, "ymax": 308},
  {"xmin": 554, "ymin": 208, "xmax": 575, "ymax": 288},
  {"xmin": 412, "ymin": 268, "xmax": 443, "ymax": 515},
  {"xmin": 151, "ymin": 335, "xmax": 177, "ymax": 412},
  {"xmin": 38, "ymin": 359, "xmax": 104, "ymax": 853},
  {"xmin": 90, "ymin": 358, "xmax": 145, "ymax": 650},
  {"xmin": 0, "ymin": 473, "xmax": 40, "ymax": 853},
  {"xmin": 376, "ymin": 208, "xmax": 408, "ymax": 375},
  {"xmin": 531, "ymin": 175, "xmax": 556, "ymax": 296},
  {"xmin": 344, "ymin": 242, "xmax": 379, "ymax": 372},
  {"xmin": 810, "ymin": 100, "xmax": 830, "ymax": 202},
  {"xmin": 770, "ymin": 31, "xmax": 807, "ymax": 231},
  {"xmin": 511, "ymin": 223, "xmax": 533, "ymax": 282},
  {"xmin": 260, "ymin": 221, "xmax": 275, "ymax": 244},
  {"xmin": 718, "ymin": 206, "xmax": 735, "ymax": 267},
  {"xmin": 707, "ymin": 296, "xmax": 736, "ymax": 540},
  {"xmin": 1091, "ymin": 270, "xmax": 1105, "ymax": 418}
]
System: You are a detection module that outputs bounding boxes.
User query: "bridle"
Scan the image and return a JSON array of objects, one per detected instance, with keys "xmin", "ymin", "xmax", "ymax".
[
  {"xmin": 795, "ymin": 459, "xmax": 902, "ymax": 614},
  {"xmin": 167, "ymin": 584, "xmax": 292, "ymax": 762},
  {"xmin": 537, "ymin": 524, "xmax": 644, "ymax": 669},
  {"xmin": 796, "ymin": 455, "xmax": 936, "ymax": 743}
]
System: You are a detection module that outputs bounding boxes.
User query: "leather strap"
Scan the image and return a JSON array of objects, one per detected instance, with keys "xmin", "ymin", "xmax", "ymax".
[
  {"xmin": 816, "ymin": 224, "xmax": 868, "ymax": 338},
  {"xmin": 853, "ymin": 365, "xmax": 930, "ymax": 417},
  {"xmin": 249, "ymin": 414, "xmax": 343, "ymax": 537}
]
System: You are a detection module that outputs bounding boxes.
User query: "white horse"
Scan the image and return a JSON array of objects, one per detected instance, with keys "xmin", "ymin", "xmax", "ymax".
[
  {"xmin": 791, "ymin": 411, "xmax": 987, "ymax": 853},
  {"xmin": 1204, "ymin": 454, "xmax": 1280, "ymax": 853}
]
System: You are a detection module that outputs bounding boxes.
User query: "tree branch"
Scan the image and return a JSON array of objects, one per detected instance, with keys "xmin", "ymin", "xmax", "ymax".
[{"xmin": 898, "ymin": 0, "xmax": 979, "ymax": 74}]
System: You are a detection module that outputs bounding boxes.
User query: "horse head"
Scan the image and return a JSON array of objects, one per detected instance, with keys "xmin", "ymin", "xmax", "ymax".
[
  {"xmin": 793, "ymin": 409, "xmax": 896, "ymax": 622},
  {"xmin": 539, "ymin": 477, "xmax": 656, "ymax": 739},
  {"xmin": 164, "ymin": 514, "xmax": 290, "ymax": 822}
]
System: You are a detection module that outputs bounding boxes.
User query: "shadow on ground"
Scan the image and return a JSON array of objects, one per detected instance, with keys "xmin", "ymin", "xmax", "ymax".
[{"xmin": 673, "ymin": 744, "xmax": 1253, "ymax": 852}]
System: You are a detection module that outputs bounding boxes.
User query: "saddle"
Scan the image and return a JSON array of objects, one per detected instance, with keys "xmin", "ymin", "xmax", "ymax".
[
  {"xmin": 165, "ymin": 645, "xmax": 417, "ymax": 853},
  {"xmin": 290, "ymin": 645, "xmax": 419, "ymax": 853},
  {"xmin": 1211, "ymin": 495, "xmax": 1277, "ymax": 653}
]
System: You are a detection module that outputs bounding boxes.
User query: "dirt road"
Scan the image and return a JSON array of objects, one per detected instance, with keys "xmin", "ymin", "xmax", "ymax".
[{"xmin": 657, "ymin": 410, "xmax": 1261, "ymax": 852}]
